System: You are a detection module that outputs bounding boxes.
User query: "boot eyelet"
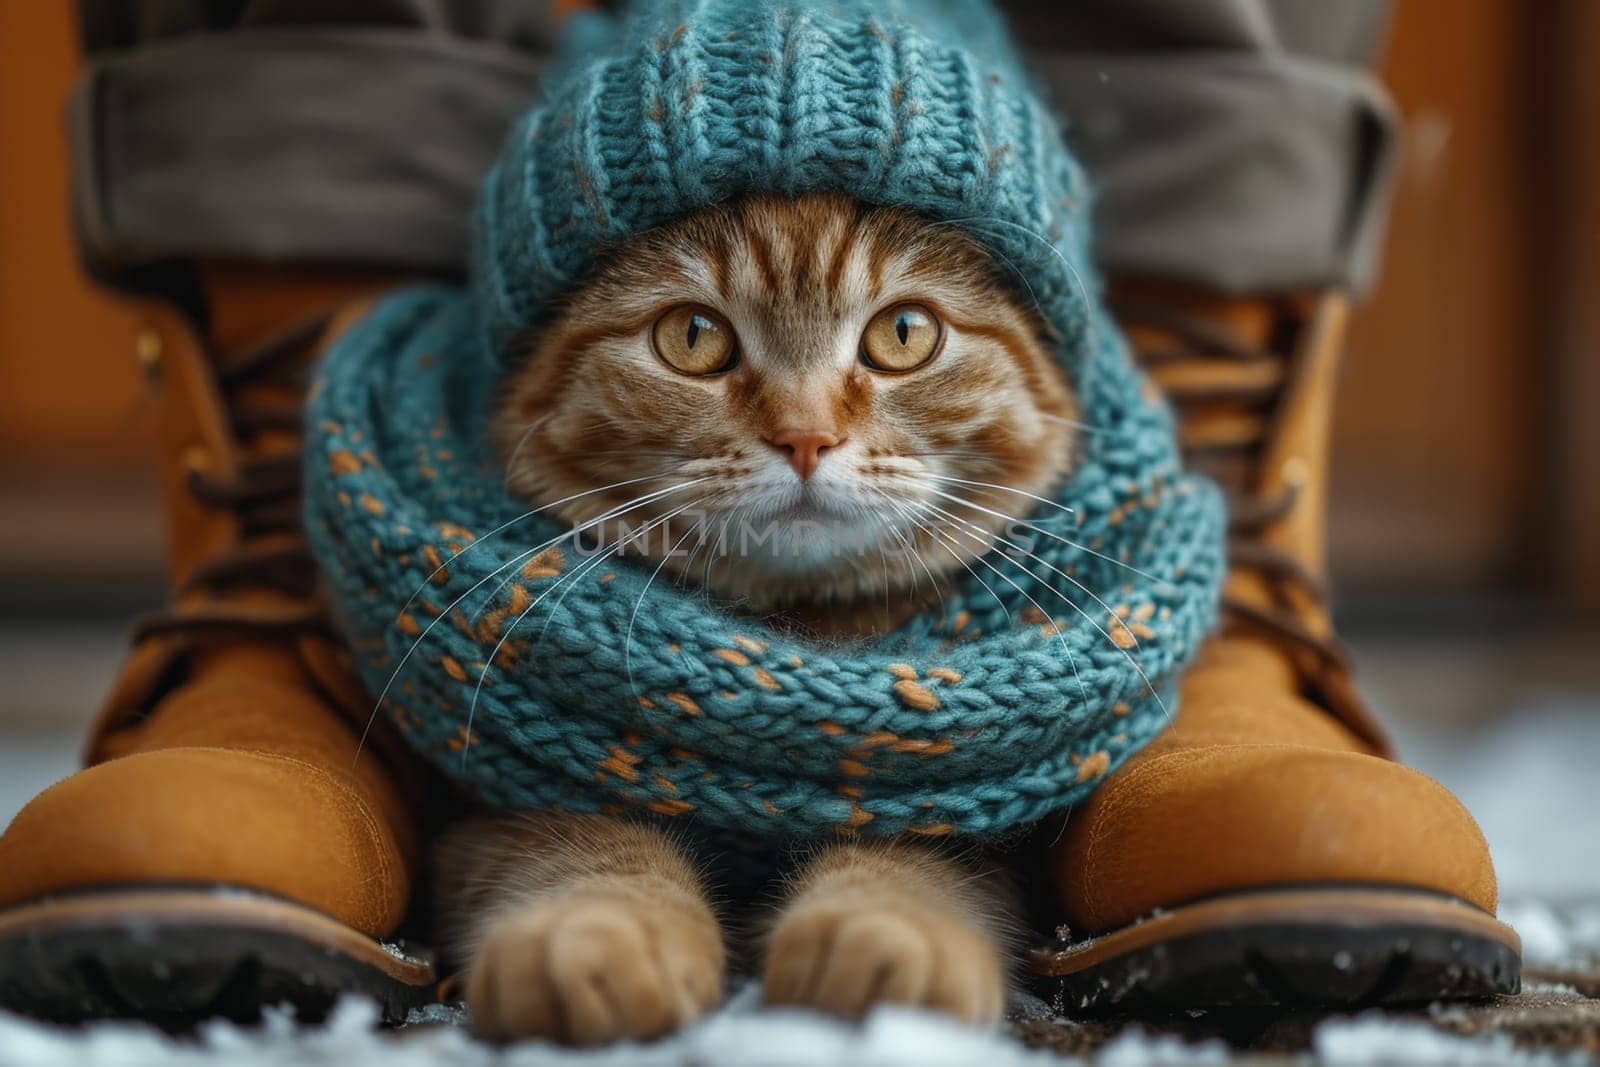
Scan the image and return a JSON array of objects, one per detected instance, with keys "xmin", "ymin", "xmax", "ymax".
[{"xmin": 135, "ymin": 329, "xmax": 164, "ymax": 382}]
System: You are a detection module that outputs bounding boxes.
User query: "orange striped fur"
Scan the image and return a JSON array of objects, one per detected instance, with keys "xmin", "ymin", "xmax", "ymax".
[{"xmin": 494, "ymin": 193, "xmax": 1077, "ymax": 628}]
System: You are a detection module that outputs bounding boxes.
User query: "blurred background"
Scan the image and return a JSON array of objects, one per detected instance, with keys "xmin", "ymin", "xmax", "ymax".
[{"xmin": 0, "ymin": 1, "xmax": 1596, "ymax": 899}]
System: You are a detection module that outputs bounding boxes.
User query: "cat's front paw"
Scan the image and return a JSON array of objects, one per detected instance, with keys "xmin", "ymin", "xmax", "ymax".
[
  {"xmin": 467, "ymin": 889, "xmax": 724, "ymax": 1045},
  {"xmin": 762, "ymin": 897, "xmax": 1005, "ymax": 1023}
]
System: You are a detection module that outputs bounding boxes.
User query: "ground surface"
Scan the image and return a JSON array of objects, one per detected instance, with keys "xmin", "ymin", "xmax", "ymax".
[
  {"xmin": 0, "ymin": 967, "xmax": 1597, "ymax": 1065},
  {"xmin": 1, "ymin": 624, "xmax": 1597, "ymax": 1064},
  {"xmin": 0, "ymin": 903, "xmax": 1594, "ymax": 1064}
]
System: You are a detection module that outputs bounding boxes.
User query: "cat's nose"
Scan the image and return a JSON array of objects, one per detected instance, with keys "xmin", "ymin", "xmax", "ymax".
[{"xmin": 765, "ymin": 427, "xmax": 842, "ymax": 480}]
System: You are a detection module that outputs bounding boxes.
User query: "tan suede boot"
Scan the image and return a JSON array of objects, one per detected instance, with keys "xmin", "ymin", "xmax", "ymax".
[
  {"xmin": 0, "ymin": 268, "xmax": 436, "ymax": 1026},
  {"xmin": 1032, "ymin": 283, "xmax": 1521, "ymax": 1011}
]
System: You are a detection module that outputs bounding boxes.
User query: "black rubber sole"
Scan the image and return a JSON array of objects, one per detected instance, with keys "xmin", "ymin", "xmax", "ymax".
[
  {"xmin": 1030, "ymin": 889, "xmax": 1522, "ymax": 1017},
  {"xmin": 1043, "ymin": 919, "xmax": 1521, "ymax": 1016},
  {"xmin": 0, "ymin": 890, "xmax": 436, "ymax": 1031}
]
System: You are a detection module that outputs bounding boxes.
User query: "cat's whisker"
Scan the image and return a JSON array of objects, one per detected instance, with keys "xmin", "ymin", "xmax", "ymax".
[
  {"xmin": 462, "ymin": 501, "xmax": 703, "ymax": 766},
  {"xmin": 924, "ymin": 486, "xmax": 1167, "ymax": 588},
  {"xmin": 580, "ymin": 454, "xmax": 714, "ymax": 474},
  {"xmin": 923, "ymin": 501, "xmax": 1148, "ymax": 654},
  {"xmin": 911, "ymin": 502, "xmax": 1091, "ymax": 706},
  {"xmin": 882, "ymin": 516, "xmax": 922, "ymax": 599},
  {"xmin": 579, "ymin": 459, "xmax": 726, "ymax": 485},
  {"xmin": 700, "ymin": 516, "xmax": 729, "ymax": 597},
  {"xmin": 355, "ymin": 479, "xmax": 709, "ymax": 765},
  {"xmin": 531, "ymin": 503, "xmax": 701, "ymax": 650},
  {"xmin": 359, "ymin": 541, "xmax": 564, "ymax": 767},
  {"xmin": 923, "ymin": 218, "xmax": 1045, "ymax": 317},
  {"xmin": 462, "ymin": 548, "xmax": 614, "ymax": 770},
  {"xmin": 580, "ymin": 448, "xmax": 704, "ymax": 460},
  {"xmin": 875, "ymin": 542, "xmax": 892, "ymax": 614},
  {"xmin": 462, "ymin": 479, "xmax": 714, "ymax": 630},
  {"xmin": 462, "ymin": 549, "xmax": 616, "ymax": 768},
  {"xmin": 869, "ymin": 488, "xmax": 949, "ymax": 623},
  {"xmin": 925, "ymin": 474, "xmax": 1075, "ymax": 519},
  {"xmin": 899, "ymin": 449, "xmax": 1009, "ymax": 479},
  {"xmin": 1038, "ymin": 411, "xmax": 1116, "ymax": 438},
  {"xmin": 941, "ymin": 214, "xmax": 1093, "ymax": 314},
  {"xmin": 955, "ymin": 213, "xmax": 1113, "ymax": 398},
  {"xmin": 902, "ymin": 502, "xmax": 1088, "ymax": 710},
  {"xmin": 921, "ymin": 501, "xmax": 1171, "ymax": 722},
  {"xmin": 501, "ymin": 414, "xmax": 560, "ymax": 487},
  {"xmin": 626, "ymin": 513, "xmax": 710, "ymax": 701},
  {"xmin": 677, "ymin": 513, "xmax": 726, "ymax": 600},
  {"xmin": 392, "ymin": 473, "xmax": 687, "ymax": 628},
  {"xmin": 891, "ymin": 502, "xmax": 1002, "ymax": 610},
  {"xmin": 672, "ymin": 516, "xmax": 710, "ymax": 593}
]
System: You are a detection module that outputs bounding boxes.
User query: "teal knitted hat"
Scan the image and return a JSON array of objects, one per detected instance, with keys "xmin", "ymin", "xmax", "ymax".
[
  {"xmin": 303, "ymin": 0, "xmax": 1225, "ymax": 852},
  {"xmin": 474, "ymin": 0, "xmax": 1092, "ymax": 359}
]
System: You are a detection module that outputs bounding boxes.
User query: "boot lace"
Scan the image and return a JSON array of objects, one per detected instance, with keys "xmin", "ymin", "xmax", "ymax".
[
  {"xmin": 133, "ymin": 314, "xmax": 334, "ymax": 643},
  {"xmin": 1109, "ymin": 293, "xmax": 1352, "ymax": 672}
]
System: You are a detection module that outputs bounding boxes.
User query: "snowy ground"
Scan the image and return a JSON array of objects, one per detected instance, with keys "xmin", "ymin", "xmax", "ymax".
[
  {"xmin": 0, "ymin": 622, "xmax": 1597, "ymax": 1064},
  {"xmin": 1, "ymin": 974, "xmax": 1598, "ymax": 1066}
]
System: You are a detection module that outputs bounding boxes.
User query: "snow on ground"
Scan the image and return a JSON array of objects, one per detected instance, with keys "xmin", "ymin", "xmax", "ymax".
[
  {"xmin": 1, "ymin": 994, "xmax": 1067, "ymax": 1067},
  {"xmin": 1502, "ymin": 899, "xmax": 1600, "ymax": 972},
  {"xmin": 1309, "ymin": 1014, "xmax": 1593, "ymax": 1066},
  {"xmin": 1388, "ymin": 695, "xmax": 1600, "ymax": 901},
  {"xmin": 0, "ymin": 990, "xmax": 1596, "ymax": 1067},
  {"xmin": 3, "ymin": 907, "xmax": 1600, "ymax": 1067}
]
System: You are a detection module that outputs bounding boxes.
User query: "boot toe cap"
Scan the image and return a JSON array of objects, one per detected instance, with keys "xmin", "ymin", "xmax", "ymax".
[
  {"xmin": 1053, "ymin": 744, "xmax": 1498, "ymax": 933},
  {"xmin": 0, "ymin": 747, "xmax": 408, "ymax": 937}
]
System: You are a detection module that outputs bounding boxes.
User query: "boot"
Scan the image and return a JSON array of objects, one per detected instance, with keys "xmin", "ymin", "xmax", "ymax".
[
  {"xmin": 1032, "ymin": 283, "xmax": 1521, "ymax": 1011},
  {"xmin": 0, "ymin": 267, "xmax": 437, "ymax": 1027}
]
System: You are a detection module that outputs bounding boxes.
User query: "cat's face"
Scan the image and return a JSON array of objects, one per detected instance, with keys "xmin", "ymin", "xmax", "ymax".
[{"xmin": 494, "ymin": 194, "xmax": 1077, "ymax": 617}]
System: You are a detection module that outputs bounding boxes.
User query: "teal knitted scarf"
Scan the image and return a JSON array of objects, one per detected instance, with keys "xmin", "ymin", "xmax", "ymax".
[{"xmin": 304, "ymin": 0, "xmax": 1225, "ymax": 847}]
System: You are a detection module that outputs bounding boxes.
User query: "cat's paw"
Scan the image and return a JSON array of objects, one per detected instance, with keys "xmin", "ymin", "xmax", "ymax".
[
  {"xmin": 466, "ymin": 890, "xmax": 724, "ymax": 1045},
  {"xmin": 762, "ymin": 897, "xmax": 1005, "ymax": 1023}
]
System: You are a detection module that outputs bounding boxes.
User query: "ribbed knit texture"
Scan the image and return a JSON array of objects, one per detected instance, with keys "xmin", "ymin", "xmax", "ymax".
[
  {"xmin": 474, "ymin": 0, "xmax": 1092, "ymax": 364},
  {"xmin": 304, "ymin": 0, "xmax": 1226, "ymax": 848}
]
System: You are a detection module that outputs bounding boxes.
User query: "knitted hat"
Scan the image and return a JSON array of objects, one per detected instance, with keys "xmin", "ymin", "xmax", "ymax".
[{"xmin": 476, "ymin": 0, "xmax": 1094, "ymax": 361}]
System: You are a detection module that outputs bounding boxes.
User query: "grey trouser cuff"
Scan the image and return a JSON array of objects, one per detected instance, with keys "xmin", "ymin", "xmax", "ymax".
[
  {"xmin": 1038, "ymin": 52, "xmax": 1397, "ymax": 294},
  {"xmin": 71, "ymin": 29, "xmax": 542, "ymax": 276},
  {"xmin": 69, "ymin": 27, "xmax": 1395, "ymax": 294}
]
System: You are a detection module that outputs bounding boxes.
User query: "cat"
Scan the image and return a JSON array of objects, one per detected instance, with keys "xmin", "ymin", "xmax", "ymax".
[{"xmin": 435, "ymin": 193, "xmax": 1079, "ymax": 1044}]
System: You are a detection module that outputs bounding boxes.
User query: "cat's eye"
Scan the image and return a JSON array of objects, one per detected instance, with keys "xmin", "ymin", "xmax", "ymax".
[
  {"xmin": 651, "ymin": 305, "xmax": 738, "ymax": 375},
  {"xmin": 860, "ymin": 303, "xmax": 943, "ymax": 372}
]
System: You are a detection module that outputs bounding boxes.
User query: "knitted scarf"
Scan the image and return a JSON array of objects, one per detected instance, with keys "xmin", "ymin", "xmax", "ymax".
[{"xmin": 304, "ymin": 0, "xmax": 1226, "ymax": 848}]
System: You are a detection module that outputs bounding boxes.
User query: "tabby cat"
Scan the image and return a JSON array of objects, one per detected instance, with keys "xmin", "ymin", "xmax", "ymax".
[{"xmin": 435, "ymin": 193, "xmax": 1079, "ymax": 1044}]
